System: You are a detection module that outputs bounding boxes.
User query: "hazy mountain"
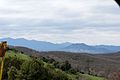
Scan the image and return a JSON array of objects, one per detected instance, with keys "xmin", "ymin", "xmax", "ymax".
[
  {"xmin": 0, "ymin": 38, "xmax": 71, "ymax": 51},
  {"xmin": 0, "ymin": 38, "xmax": 120, "ymax": 53},
  {"xmin": 95, "ymin": 45, "xmax": 120, "ymax": 52},
  {"xmin": 63, "ymin": 43, "xmax": 111, "ymax": 53}
]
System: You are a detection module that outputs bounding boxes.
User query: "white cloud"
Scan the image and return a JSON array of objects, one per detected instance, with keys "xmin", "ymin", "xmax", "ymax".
[{"xmin": 0, "ymin": 0, "xmax": 120, "ymax": 45}]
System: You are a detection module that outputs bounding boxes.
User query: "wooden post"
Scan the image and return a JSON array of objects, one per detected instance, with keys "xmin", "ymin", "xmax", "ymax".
[
  {"xmin": 0, "ymin": 57, "xmax": 5, "ymax": 80},
  {"xmin": 0, "ymin": 41, "xmax": 7, "ymax": 80}
]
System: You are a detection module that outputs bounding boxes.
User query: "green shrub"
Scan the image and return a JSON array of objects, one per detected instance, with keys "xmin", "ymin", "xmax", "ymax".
[{"xmin": 7, "ymin": 66, "xmax": 17, "ymax": 80}]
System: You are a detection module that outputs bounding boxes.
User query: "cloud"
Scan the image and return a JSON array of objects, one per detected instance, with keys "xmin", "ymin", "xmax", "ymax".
[{"xmin": 0, "ymin": 0, "xmax": 120, "ymax": 45}]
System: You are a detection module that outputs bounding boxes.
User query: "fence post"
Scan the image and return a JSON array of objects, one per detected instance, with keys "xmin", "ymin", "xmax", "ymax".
[{"xmin": 0, "ymin": 41, "xmax": 7, "ymax": 80}]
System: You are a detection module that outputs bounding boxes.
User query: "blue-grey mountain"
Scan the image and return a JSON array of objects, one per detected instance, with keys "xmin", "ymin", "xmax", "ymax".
[{"xmin": 0, "ymin": 38, "xmax": 120, "ymax": 54}]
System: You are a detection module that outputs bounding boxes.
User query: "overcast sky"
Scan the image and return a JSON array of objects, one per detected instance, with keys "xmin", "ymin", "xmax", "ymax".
[{"xmin": 0, "ymin": 0, "xmax": 120, "ymax": 45}]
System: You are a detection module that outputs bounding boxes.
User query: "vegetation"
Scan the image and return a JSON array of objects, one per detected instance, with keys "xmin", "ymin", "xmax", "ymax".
[
  {"xmin": 0, "ymin": 48, "xmax": 106, "ymax": 80},
  {"xmin": 40, "ymin": 51, "xmax": 120, "ymax": 78}
]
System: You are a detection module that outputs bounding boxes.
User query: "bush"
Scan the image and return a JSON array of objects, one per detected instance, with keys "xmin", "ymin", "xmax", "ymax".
[
  {"xmin": 17, "ymin": 60, "xmax": 48, "ymax": 80},
  {"xmin": 69, "ymin": 68, "xmax": 77, "ymax": 74},
  {"xmin": 7, "ymin": 66, "xmax": 17, "ymax": 80},
  {"xmin": 16, "ymin": 59, "xmax": 69, "ymax": 80},
  {"xmin": 60, "ymin": 61, "xmax": 71, "ymax": 71},
  {"xmin": 3, "ymin": 56, "xmax": 24, "ymax": 79}
]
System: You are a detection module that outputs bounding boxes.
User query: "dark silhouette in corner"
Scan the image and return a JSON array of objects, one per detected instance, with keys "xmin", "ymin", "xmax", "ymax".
[{"xmin": 115, "ymin": 0, "xmax": 120, "ymax": 6}]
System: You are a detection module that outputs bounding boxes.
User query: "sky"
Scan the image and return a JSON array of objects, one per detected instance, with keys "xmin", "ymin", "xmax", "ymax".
[{"xmin": 0, "ymin": 0, "xmax": 120, "ymax": 45}]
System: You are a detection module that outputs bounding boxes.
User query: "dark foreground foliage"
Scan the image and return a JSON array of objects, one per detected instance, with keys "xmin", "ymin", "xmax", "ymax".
[{"xmin": 2, "ymin": 56, "xmax": 69, "ymax": 80}]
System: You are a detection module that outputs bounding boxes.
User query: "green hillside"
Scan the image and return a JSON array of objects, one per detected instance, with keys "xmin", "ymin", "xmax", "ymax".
[{"xmin": 1, "ymin": 49, "xmax": 106, "ymax": 80}]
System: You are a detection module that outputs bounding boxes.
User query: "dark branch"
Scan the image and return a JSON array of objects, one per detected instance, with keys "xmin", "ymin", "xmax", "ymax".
[{"xmin": 115, "ymin": 0, "xmax": 120, "ymax": 7}]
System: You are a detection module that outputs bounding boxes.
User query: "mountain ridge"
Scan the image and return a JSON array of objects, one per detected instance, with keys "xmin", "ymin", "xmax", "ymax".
[{"xmin": 0, "ymin": 38, "xmax": 120, "ymax": 54}]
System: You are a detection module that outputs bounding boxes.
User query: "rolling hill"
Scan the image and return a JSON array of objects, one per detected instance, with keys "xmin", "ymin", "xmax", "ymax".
[
  {"xmin": 3, "ymin": 46, "xmax": 107, "ymax": 80},
  {"xmin": 8, "ymin": 46, "xmax": 120, "ymax": 79}
]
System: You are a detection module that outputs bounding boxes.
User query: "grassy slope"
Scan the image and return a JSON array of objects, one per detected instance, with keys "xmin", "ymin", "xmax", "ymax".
[
  {"xmin": 4, "ymin": 50, "xmax": 106, "ymax": 80},
  {"xmin": 5, "ymin": 50, "xmax": 31, "ymax": 61}
]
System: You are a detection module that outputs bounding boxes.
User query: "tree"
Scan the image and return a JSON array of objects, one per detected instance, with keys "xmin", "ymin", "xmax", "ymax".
[
  {"xmin": 17, "ymin": 60, "xmax": 48, "ymax": 80},
  {"xmin": 61, "ymin": 60, "xmax": 71, "ymax": 71}
]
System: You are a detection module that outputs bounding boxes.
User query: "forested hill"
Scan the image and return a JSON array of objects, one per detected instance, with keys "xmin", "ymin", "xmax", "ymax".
[
  {"xmin": 3, "ymin": 46, "xmax": 120, "ymax": 80},
  {"xmin": 1, "ymin": 47, "xmax": 107, "ymax": 80}
]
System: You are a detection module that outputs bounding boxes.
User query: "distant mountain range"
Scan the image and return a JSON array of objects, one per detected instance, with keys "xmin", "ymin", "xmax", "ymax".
[{"xmin": 0, "ymin": 38, "xmax": 120, "ymax": 54}]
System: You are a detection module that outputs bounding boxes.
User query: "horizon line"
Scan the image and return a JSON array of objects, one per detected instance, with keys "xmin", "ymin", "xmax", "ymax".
[{"xmin": 0, "ymin": 37, "xmax": 120, "ymax": 46}]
